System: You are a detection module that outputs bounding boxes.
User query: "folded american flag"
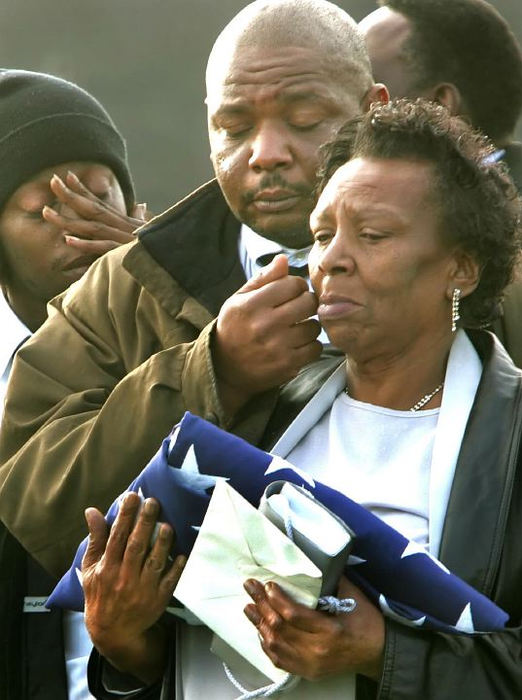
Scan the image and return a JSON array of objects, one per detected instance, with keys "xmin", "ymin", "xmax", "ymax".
[{"xmin": 47, "ymin": 412, "xmax": 508, "ymax": 634}]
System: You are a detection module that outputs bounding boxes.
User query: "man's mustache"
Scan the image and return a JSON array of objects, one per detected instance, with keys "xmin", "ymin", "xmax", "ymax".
[{"xmin": 241, "ymin": 173, "xmax": 312, "ymax": 205}]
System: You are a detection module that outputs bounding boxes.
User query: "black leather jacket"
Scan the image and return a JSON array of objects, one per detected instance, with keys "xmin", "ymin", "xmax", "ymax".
[{"xmin": 262, "ymin": 329, "xmax": 522, "ymax": 700}]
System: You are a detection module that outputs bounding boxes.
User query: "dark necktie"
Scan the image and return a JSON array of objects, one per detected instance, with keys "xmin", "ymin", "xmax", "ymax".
[{"xmin": 256, "ymin": 253, "xmax": 309, "ymax": 278}]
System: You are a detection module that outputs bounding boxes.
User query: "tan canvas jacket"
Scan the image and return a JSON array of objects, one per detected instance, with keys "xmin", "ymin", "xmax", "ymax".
[{"xmin": 0, "ymin": 181, "xmax": 268, "ymax": 576}]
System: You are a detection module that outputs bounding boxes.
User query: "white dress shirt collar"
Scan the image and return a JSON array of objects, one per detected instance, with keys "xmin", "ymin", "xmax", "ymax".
[
  {"xmin": 0, "ymin": 290, "xmax": 30, "ymax": 378},
  {"xmin": 0, "ymin": 291, "xmax": 31, "ymax": 417},
  {"xmin": 238, "ymin": 223, "xmax": 311, "ymax": 279}
]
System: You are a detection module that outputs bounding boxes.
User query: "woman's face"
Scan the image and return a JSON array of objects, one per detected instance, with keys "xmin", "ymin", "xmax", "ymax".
[
  {"xmin": 0, "ymin": 161, "xmax": 125, "ymax": 304},
  {"xmin": 309, "ymin": 156, "xmax": 463, "ymax": 360}
]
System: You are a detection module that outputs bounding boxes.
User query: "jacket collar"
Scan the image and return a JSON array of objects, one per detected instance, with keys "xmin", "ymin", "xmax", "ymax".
[
  {"xmin": 124, "ymin": 180, "xmax": 245, "ymax": 317},
  {"xmin": 439, "ymin": 330, "xmax": 522, "ymax": 593}
]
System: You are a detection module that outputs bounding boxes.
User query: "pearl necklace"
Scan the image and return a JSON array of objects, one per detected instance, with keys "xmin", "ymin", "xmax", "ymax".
[
  {"xmin": 344, "ymin": 381, "xmax": 444, "ymax": 412},
  {"xmin": 409, "ymin": 382, "xmax": 444, "ymax": 411}
]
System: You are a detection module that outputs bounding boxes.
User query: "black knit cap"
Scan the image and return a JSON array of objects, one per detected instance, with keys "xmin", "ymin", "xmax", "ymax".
[{"xmin": 0, "ymin": 69, "xmax": 135, "ymax": 212}]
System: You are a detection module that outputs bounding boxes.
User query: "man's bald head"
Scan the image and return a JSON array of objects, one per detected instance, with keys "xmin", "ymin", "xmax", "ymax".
[
  {"xmin": 207, "ymin": 0, "xmax": 374, "ymax": 102},
  {"xmin": 205, "ymin": 0, "xmax": 387, "ymax": 247}
]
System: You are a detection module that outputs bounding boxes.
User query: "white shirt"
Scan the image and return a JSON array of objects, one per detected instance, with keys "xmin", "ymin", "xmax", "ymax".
[
  {"xmin": 238, "ymin": 223, "xmax": 311, "ymax": 280},
  {"xmin": 0, "ymin": 290, "xmax": 30, "ymax": 417},
  {"xmin": 288, "ymin": 393, "xmax": 439, "ymax": 546}
]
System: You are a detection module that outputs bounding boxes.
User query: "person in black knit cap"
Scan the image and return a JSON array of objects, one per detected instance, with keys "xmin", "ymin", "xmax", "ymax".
[{"xmin": 0, "ymin": 69, "xmax": 145, "ymax": 700}]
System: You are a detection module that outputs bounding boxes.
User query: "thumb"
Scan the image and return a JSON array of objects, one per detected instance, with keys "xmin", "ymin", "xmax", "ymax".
[
  {"xmin": 239, "ymin": 254, "xmax": 289, "ymax": 293},
  {"xmin": 82, "ymin": 508, "xmax": 109, "ymax": 571}
]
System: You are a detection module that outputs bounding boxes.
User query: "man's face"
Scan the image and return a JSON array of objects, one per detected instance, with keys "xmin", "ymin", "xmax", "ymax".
[
  {"xmin": 207, "ymin": 44, "xmax": 364, "ymax": 249},
  {"xmin": 0, "ymin": 161, "xmax": 126, "ymax": 305},
  {"xmin": 359, "ymin": 7, "xmax": 415, "ymax": 98}
]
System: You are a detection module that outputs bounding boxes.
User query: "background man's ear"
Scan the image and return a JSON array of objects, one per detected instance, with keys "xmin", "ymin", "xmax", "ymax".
[
  {"xmin": 363, "ymin": 83, "xmax": 389, "ymax": 110},
  {"xmin": 426, "ymin": 83, "xmax": 463, "ymax": 117}
]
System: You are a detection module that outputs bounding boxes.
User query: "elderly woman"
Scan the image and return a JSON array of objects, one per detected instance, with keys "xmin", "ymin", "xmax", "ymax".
[{"xmin": 83, "ymin": 100, "xmax": 522, "ymax": 699}]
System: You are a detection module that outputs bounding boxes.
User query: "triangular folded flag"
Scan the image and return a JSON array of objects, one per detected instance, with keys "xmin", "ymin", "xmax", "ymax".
[{"xmin": 47, "ymin": 412, "xmax": 508, "ymax": 634}]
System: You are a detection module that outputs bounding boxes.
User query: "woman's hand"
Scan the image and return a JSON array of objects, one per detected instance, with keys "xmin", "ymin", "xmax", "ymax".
[
  {"xmin": 43, "ymin": 170, "xmax": 150, "ymax": 256},
  {"xmin": 82, "ymin": 492, "xmax": 185, "ymax": 684},
  {"xmin": 243, "ymin": 576, "xmax": 384, "ymax": 682}
]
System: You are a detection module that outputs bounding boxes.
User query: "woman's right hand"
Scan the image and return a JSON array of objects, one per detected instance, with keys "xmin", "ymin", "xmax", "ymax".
[{"xmin": 82, "ymin": 491, "xmax": 185, "ymax": 684}]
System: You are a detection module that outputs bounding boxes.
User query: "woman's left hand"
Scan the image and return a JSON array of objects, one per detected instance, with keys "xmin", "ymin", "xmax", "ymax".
[{"xmin": 243, "ymin": 576, "xmax": 384, "ymax": 682}]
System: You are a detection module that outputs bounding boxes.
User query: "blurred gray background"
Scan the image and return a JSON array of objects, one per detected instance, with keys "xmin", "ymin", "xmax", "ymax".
[{"xmin": 2, "ymin": 0, "xmax": 520, "ymax": 212}]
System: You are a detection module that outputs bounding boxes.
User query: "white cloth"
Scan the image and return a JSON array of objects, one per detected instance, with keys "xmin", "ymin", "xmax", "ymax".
[{"xmin": 0, "ymin": 290, "xmax": 30, "ymax": 417}]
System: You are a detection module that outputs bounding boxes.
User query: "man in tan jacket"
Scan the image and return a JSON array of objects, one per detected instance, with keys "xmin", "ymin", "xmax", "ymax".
[{"xmin": 0, "ymin": 0, "xmax": 387, "ymax": 577}]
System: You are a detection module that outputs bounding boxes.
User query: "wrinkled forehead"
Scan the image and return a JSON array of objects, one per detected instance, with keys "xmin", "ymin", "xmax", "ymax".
[
  {"xmin": 312, "ymin": 157, "xmax": 438, "ymax": 223},
  {"xmin": 206, "ymin": 42, "xmax": 367, "ymax": 113}
]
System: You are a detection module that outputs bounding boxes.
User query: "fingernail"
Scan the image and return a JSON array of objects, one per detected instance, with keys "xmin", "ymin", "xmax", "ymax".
[
  {"xmin": 244, "ymin": 579, "xmax": 259, "ymax": 596},
  {"xmin": 244, "ymin": 605, "xmax": 261, "ymax": 625},
  {"xmin": 122, "ymin": 491, "xmax": 135, "ymax": 506},
  {"xmin": 64, "ymin": 235, "xmax": 80, "ymax": 243},
  {"xmin": 67, "ymin": 170, "xmax": 80, "ymax": 182},
  {"xmin": 144, "ymin": 498, "xmax": 157, "ymax": 514}
]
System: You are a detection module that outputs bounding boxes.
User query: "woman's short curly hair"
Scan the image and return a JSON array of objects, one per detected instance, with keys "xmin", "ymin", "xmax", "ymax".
[{"xmin": 316, "ymin": 98, "xmax": 522, "ymax": 328}]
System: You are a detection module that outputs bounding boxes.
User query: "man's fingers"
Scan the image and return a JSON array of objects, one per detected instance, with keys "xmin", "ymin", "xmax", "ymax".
[
  {"xmin": 82, "ymin": 508, "xmax": 109, "ymax": 571},
  {"xmin": 274, "ymin": 289, "xmax": 318, "ymax": 323},
  {"xmin": 239, "ymin": 276, "xmax": 311, "ymax": 314},
  {"xmin": 239, "ymin": 254, "xmax": 290, "ymax": 293},
  {"xmin": 289, "ymin": 320, "xmax": 322, "ymax": 348}
]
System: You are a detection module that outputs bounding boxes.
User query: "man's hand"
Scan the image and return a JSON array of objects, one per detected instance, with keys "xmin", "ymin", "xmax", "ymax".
[
  {"xmin": 82, "ymin": 492, "xmax": 185, "ymax": 684},
  {"xmin": 213, "ymin": 254, "xmax": 322, "ymax": 414},
  {"xmin": 43, "ymin": 170, "xmax": 149, "ymax": 257},
  {"xmin": 243, "ymin": 576, "xmax": 384, "ymax": 682}
]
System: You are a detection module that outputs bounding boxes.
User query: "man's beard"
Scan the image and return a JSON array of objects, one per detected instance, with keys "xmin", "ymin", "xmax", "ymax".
[{"xmin": 240, "ymin": 172, "xmax": 314, "ymax": 249}]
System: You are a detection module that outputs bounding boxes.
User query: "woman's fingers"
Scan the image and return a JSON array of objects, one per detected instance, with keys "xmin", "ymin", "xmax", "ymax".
[
  {"xmin": 103, "ymin": 491, "xmax": 142, "ymax": 563},
  {"xmin": 43, "ymin": 205, "xmax": 135, "ymax": 244}
]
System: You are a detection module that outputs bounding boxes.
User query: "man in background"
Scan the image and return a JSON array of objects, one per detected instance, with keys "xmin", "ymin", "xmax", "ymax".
[
  {"xmin": 359, "ymin": 0, "xmax": 522, "ymax": 364},
  {"xmin": 359, "ymin": 0, "xmax": 522, "ymax": 189}
]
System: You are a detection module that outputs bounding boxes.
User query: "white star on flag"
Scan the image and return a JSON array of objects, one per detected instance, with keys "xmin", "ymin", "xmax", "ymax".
[
  {"xmin": 401, "ymin": 541, "xmax": 450, "ymax": 574},
  {"xmin": 452, "ymin": 603, "xmax": 475, "ymax": 633},
  {"xmin": 379, "ymin": 594, "xmax": 427, "ymax": 628},
  {"xmin": 172, "ymin": 443, "xmax": 229, "ymax": 495},
  {"xmin": 264, "ymin": 455, "xmax": 316, "ymax": 487}
]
